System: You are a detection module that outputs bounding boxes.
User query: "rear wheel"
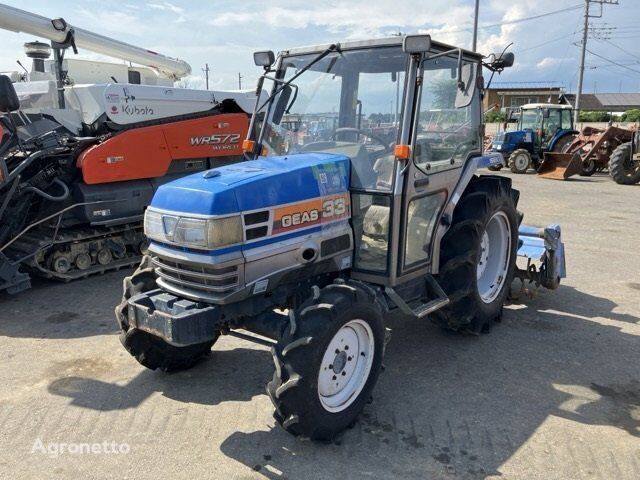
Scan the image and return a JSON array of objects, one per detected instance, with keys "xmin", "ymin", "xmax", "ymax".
[
  {"xmin": 432, "ymin": 176, "xmax": 519, "ymax": 334},
  {"xmin": 115, "ymin": 256, "xmax": 217, "ymax": 372},
  {"xmin": 508, "ymin": 149, "xmax": 531, "ymax": 174},
  {"xmin": 267, "ymin": 280, "xmax": 385, "ymax": 440},
  {"xmin": 610, "ymin": 142, "xmax": 640, "ymax": 185},
  {"xmin": 553, "ymin": 134, "xmax": 575, "ymax": 153}
]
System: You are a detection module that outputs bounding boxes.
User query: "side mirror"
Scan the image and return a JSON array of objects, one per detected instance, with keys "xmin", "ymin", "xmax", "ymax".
[
  {"xmin": 271, "ymin": 85, "xmax": 292, "ymax": 126},
  {"xmin": 0, "ymin": 75, "xmax": 19, "ymax": 113},
  {"xmin": 455, "ymin": 63, "xmax": 477, "ymax": 109},
  {"xmin": 253, "ymin": 50, "xmax": 275, "ymax": 68},
  {"xmin": 490, "ymin": 52, "xmax": 515, "ymax": 71}
]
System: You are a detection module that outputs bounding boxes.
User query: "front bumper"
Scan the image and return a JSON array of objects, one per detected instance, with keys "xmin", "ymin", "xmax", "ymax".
[{"xmin": 124, "ymin": 289, "xmax": 221, "ymax": 346}]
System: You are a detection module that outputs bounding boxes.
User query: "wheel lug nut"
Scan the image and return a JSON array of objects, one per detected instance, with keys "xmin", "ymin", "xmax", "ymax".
[
  {"xmin": 344, "ymin": 345, "xmax": 349, "ymax": 350},
  {"xmin": 348, "ymin": 356, "xmax": 352, "ymax": 361},
  {"xmin": 341, "ymin": 371, "xmax": 346, "ymax": 376},
  {"xmin": 329, "ymin": 364, "xmax": 333, "ymax": 369},
  {"xmin": 335, "ymin": 349, "xmax": 340, "ymax": 354},
  {"xmin": 332, "ymin": 375, "xmax": 337, "ymax": 380}
]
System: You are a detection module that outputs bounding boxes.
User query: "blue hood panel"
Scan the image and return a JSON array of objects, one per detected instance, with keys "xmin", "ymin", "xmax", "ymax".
[{"xmin": 151, "ymin": 153, "xmax": 351, "ymax": 215}]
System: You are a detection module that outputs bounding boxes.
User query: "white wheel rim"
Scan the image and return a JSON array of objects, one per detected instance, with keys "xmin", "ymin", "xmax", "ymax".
[
  {"xmin": 515, "ymin": 154, "xmax": 529, "ymax": 170},
  {"xmin": 317, "ymin": 319, "xmax": 375, "ymax": 413},
  {"xmin": 477, "ymin": 211, "xmax": 511, "ymax": 304}
]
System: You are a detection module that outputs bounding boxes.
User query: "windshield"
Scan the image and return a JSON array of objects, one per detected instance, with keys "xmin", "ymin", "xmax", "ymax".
[
  {"xmin": 520, "ymin": 109, "xmax": 541, "ymax": 130},
  {"xmin": 257, "ymin": 46, "xmax": 408, "ymax": 191}
]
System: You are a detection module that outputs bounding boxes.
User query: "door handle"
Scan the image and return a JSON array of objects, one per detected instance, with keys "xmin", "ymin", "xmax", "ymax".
[{"xmin": 414, "ymin": 177, "xmax": 429, "ymax": 188}]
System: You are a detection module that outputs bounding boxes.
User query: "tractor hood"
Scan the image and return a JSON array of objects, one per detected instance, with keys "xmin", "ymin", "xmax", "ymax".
[{"xmin": 151, "ymin": 153, "xmax": 351, "ymax": 216}]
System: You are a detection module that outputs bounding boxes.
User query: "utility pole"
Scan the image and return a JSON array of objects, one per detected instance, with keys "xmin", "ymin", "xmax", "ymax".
[
  {"xmin": 238, "ymin": 72, "xmax": 243, "ymax": 89},
  {"xmin": 574, "ymin": 0, "xmax": 619, "ymax": 125},
  {"xmin": 472, "ymin": 0, "xmax": 480, "ymax": 52},
  {"xmin": 202, "ymin": 63, "xmax": 210, "ymax": 90}
]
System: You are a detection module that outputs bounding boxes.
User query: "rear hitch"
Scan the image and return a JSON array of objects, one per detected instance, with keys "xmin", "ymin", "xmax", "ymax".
[{"xmin": 515, "ymin": 224, "xmax": 566, "ymax": 291}]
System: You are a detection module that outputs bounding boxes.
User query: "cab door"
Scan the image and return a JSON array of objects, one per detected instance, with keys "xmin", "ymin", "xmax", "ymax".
[{"xmin": 395, "ymin": 53, "xmax": 482, "ymax": 283}]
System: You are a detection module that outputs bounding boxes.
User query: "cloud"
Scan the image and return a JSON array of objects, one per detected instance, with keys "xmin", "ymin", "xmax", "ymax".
[
  {"xmin": 147, "ymin": 2, "xmax": 183, "ymax": 14},
  {"xmin": 146, "ymin": 2, "xmax": 186, "ymax": 22},
  {"xmin": 537, "ymin": 57, "xmax": 565, "ymax": 69}
]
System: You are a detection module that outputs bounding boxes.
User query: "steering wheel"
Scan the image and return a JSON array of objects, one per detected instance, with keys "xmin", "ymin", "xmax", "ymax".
[{"xmin": 331, "ymin": 127, "xmax": 393, "ymax": 153}]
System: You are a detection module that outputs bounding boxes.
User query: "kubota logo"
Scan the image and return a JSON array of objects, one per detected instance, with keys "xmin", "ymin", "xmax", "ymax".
[{"xmin": 190, "ymin": 133, "xmax": 241, "ymax": 150}]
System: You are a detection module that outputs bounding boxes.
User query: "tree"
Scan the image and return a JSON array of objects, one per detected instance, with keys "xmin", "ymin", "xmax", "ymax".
[
  {"xmin": 621, "ymin": 109, "xmax": 640, "ymax": 122},
  {"xmin": 427, "ymin": 78, "xmax": 457, "ymax": 109},
  {"xmin": 485, "ymin": 110, "xmax": 506, "ymax": 123},
  {"xmin": 578, "ymin": 111, "xmax": 611, "ymax": 122}
]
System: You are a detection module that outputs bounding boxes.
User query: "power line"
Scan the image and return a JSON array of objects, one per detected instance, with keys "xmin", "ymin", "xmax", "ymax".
[
  {"xmin": 585, "ymin": 47, "xmax": 640, "ymax": 75},
  {"xmin": 600, "ymin": 39, "xmax": 640, "ymax": 62},
  {"xmin": 518, "ymin": 32, "xmax": 576, "ymax": 53},
  {"xmin": 438, "ymin": 4, "xmax": 582, "ymax": 34}
]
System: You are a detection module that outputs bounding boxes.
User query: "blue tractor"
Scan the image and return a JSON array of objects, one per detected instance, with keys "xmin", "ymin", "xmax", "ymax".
[
  {"xmin": 488, "ymin": 104, "xmax": 577, "ymax": 174},
  {"xmin": 114, "ymin": 36, "xmax": 566, "ymax": 440}
]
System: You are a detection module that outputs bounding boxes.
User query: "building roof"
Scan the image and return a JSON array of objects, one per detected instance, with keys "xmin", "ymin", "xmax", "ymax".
[{"xmin": 561, "ymin": 93, "xmax": 640, "ymax": 111}]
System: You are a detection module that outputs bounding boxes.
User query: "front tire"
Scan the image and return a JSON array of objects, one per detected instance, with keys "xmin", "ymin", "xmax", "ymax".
[
  {"xmin": 610, "ymin": 142, "xmax": 640, "ymax": 185},
  {"xmin": 115, "ymin": 256, "xmax": 217, "ymax": 372},
  {"xmin": 432, "ymin": 176, "xmax": 519, "ymax": 334},
  {"xmin": 508, "ymin": 149, "xmax": 531, "ymax": 174},
  {"xmin": 580, "ymin": 158, "xmax": 597, "ymax": 177},
  {"xmin": 267, "ymin": 281, "xmax": 385, "ymax": 440}
]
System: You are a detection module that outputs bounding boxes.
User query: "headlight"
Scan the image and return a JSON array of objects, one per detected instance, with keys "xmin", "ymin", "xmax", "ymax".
[{"xmin": 144, "ymin": 210, "xmax": 243, "ymax": 250}]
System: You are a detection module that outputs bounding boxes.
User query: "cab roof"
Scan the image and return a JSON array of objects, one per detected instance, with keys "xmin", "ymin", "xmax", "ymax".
[
  {"xmin": 281, "ymin": 36, "xmax": 484, "ymax": 61},
  {"xmin": 521, "ymin": 103, "xmax": 573, "ymax": 110}
]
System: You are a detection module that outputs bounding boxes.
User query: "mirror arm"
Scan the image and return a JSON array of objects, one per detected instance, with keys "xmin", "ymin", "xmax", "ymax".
[{"xmin": 285, "ymin": 83, "xmax": 299, "ymax": 114}]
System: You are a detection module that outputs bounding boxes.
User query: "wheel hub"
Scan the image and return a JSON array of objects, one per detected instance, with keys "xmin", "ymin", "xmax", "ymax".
[
  {"xmin": 317, "ymin": 319, "xmax": 375, "ymax": 413},
  {"xmin": 332, "ymin": 350, "xmax": 348, "ymax": 374},
  {"xmin": 515, "ymin": 154, "xmax": 528, "ymax": 170}
]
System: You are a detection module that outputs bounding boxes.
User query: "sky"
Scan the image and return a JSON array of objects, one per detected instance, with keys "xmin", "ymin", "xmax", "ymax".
[{"xmin": 0, "ymin": 0, "xmax": 639, "ymax": 94}]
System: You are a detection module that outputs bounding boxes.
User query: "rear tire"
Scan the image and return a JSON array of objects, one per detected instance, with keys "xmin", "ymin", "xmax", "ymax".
[
  {"xmin": 508, "ymin": 149, "xmax": 531, "ymax": 174},
  {"xmin": 553, "ymin": 134, "xmax": 575, "ymax": 153},
  {"xmin": 267, "ymin": 280, "xmax": 385, "ymax": 441},
  {"xmin": 115, "ymin": 256, "xmax": 217, "ymax": 372},
  {"xmin": 432, "ymin": 176, "xmax": 519, "ymax": 334},
  {"xmin": 610, "ymin": 142, "xmax": 640, "ymax": 185}
]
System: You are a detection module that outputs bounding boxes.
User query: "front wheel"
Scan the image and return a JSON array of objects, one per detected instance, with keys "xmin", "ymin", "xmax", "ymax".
[
  {"xmin": 267, "ymin": 281, "xmax": 385, "ymax": 441},
  {"xmin": 580, "ymin": 158, "xmax": 597, "ymax": 177},
  {"xmin": 508, "ymin": 149, "xmax": 531, "ymax": 174}
]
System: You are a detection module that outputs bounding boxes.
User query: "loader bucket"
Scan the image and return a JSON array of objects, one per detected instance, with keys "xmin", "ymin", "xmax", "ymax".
[{"xmin": 537, "ymin": 152, "xmax": 583, "ymax": 180}]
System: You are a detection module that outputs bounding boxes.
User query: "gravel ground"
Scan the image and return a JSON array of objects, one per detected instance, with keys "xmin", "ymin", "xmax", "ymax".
[{"xmin": 0, "ymin": 170, "xmax": 638, "ymax": 479}]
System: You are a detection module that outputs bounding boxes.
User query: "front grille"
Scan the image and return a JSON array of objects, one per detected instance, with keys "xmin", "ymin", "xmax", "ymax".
[{"xmin": 152, "ymin": 256, "xmax": 239, "ymax": 293}]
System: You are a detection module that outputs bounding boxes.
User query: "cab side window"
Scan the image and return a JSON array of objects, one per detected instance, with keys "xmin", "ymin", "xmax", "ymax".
[{"xmin": 414, "ymin": 57, "xmax": 480, "ymax": 174}]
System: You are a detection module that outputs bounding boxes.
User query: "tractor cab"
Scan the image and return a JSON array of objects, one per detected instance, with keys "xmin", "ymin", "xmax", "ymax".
[
  {"xmin": 247, "ymin": 36, "xmax": 483, "ymax": 286},
  {"xmin": 518, "ymin": 103, "xmax": 573, "ymax": 150}
]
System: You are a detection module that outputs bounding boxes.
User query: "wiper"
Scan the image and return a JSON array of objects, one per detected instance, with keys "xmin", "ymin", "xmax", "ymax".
[{"xmin": 257, "ymin": 43, "xmax": 340, "ymax": 113}]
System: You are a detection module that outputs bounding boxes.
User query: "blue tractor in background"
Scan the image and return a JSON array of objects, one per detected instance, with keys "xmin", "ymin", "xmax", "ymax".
[{"xmin": 488, "ymin": 104, "xmax": 577, "ymax": 174}]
